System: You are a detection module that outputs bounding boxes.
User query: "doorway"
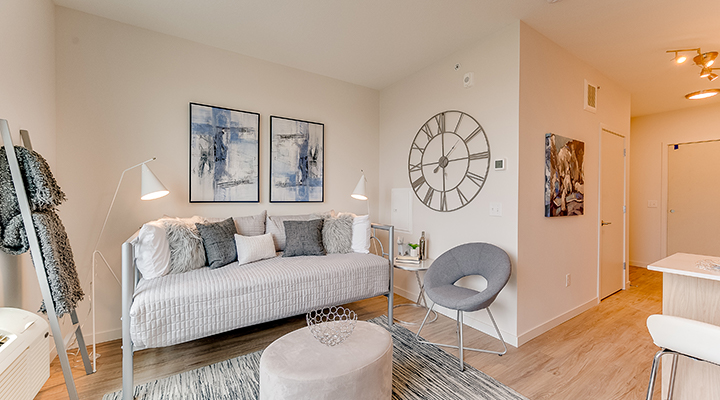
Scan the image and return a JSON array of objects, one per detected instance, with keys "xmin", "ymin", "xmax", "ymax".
[
  {"xmin": 599, "ymin": 128, "xmax": 626, "ymax": 299},
  {"xmin": 667, "ymin": 140, "xmax": 720, "ymax": 257}
]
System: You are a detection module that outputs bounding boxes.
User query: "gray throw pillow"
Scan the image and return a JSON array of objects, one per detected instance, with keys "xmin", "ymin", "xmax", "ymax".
[
  {"xmin": 282, "ymin": 219, "xmax": 326, "ymax": 257},
  {"xmin": 196, "ymin": 217, "xmax": 238, "ymax": 269},
  {"xmin": 323, "ymin": 214, "xmax": 354, "ymax": 254}
]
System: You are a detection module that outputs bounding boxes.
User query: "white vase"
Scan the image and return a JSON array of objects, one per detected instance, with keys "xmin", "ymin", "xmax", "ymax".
[{"xmin": 409, "ymin": 248, "xmax": 418, "ymax": 257}]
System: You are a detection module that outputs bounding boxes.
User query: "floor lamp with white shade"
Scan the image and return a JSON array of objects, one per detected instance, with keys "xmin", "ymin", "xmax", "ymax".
[
  {"xmin": 90, "ymin": 157, "xmax": 169, "ymax": 371},
  {"xmin": 351, "ymin": 170, "xmax": 370, "ymax": 215}
]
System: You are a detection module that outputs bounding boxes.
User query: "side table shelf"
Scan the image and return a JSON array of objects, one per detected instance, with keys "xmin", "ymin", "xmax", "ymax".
[{"xmin": 393, "ymin": 258, "xmax": 438, "ymax": 325}]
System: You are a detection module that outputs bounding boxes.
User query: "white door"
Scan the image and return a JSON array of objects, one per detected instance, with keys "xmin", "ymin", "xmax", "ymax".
[
  {"xmin": 599, "ymin": 129, "xmax": 625, "ymax": 299},
  {"xmin": 667, "ymin": 140, "xmax": 720, "ymax": 257}
]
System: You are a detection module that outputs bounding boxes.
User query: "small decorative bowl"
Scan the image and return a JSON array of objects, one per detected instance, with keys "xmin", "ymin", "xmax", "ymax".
[{"xmin": 306, "ymin": 306, "xmax": 358, "ymax": 346}]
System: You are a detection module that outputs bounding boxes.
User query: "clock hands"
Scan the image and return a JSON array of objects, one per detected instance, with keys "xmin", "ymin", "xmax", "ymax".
[{"xmin": 433, "ymin": 139, "xmax": 461, "ymax": 173}]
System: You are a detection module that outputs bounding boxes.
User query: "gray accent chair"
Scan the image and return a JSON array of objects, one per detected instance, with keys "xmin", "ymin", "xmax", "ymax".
[{"xmin": 415, "ymin": 242, "xmax": 511, "ymax": 371}]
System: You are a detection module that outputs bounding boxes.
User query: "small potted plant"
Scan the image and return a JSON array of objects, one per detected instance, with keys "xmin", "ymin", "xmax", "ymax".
[{"xmin": 407, "ymin": 243, "xmax": 419, "ymax": 257}]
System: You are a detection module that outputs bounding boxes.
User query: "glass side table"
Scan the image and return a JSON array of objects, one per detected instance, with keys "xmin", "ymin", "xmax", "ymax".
[{"xmin": 393, "ymin": 258, "xmax": 438, "ymax": 325}]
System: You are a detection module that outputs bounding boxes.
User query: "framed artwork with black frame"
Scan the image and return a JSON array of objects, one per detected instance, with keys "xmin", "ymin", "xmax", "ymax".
[
  {"xmin": 189, "ymin": 102, "xmax": 260, "ymax": 203},
  {"xmin": 269, "ymin": 115, "xmax": 324, "ymax": 203}
]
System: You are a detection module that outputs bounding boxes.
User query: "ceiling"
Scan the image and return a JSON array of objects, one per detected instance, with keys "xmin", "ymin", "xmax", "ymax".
[{"xmin": 53, "ymin": 0, "xmax": 720, "ymax": 117}]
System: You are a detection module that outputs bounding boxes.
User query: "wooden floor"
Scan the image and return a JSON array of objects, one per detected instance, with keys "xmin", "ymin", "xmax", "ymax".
[{"xmin": 36, "ymin": 266, "xmax": 662, "ymax": 400}]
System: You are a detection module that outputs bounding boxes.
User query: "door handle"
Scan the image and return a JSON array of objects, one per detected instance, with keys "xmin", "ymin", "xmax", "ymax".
[
  {"xmin": 670, "ymin": 209, "xmax": 676, "ymax": 213},
  {"xmin": 601, "ymin": 220, "xmax": 612, "ymax": 226}
]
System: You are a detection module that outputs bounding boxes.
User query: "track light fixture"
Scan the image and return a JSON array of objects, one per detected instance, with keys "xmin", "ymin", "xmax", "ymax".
[
  {"xmin": 694, "ymin": 51, "xmax": 718, "ymax": 68},
  {"xmin": 667, "ymin": 48, "xmax": 700, "ymax": 64}
]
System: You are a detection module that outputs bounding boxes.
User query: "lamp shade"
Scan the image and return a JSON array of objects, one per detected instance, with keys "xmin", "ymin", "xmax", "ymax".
[
  {"xmin": 351, "ymin": 174, "xmax": 367, "ymax": 200},
  {"xmin": 141, "ymin": 163, "xmax": 169, "ymax": 200}
]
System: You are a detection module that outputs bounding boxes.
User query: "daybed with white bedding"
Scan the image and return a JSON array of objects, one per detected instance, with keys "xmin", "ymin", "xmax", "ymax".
[{"xmin": 119, "ymin": 213, "xmax": 395, "ymax": 400}]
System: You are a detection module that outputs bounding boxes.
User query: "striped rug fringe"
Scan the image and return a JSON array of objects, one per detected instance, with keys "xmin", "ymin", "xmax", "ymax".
[{"xmin": 104, "ymin": 315, "xmax": 528, "ymax": 400}]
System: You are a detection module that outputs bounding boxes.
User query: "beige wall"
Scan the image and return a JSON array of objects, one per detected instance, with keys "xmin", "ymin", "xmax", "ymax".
[
  {"xmin": 55, "ymin": 7, "xmax": 380, "ymax": 341},
  {"xmin": 0, "ymin": 0, "xmax": 56, "ymax": 313},
  {"xmin": 517, "ymin": 23, "xmax": 631, "ymax": 342},
  {"xmin": 630, "ymin": 102, "xmax": 720, "ymax": 267},
  {"xmin": 379, "ymin": 23, "xmax": 521, "ymax": 344}
]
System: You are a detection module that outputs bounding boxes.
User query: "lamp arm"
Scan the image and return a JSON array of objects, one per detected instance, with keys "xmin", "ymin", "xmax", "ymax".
[{"xmin": 92, "ymin": 157, "xmax": 155, "ymax": 253}]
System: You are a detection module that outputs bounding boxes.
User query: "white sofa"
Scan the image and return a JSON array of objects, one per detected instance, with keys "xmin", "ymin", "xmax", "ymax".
[{"xmin": 119, "ymin": 214, "xmax": 395, "ymax": 400}]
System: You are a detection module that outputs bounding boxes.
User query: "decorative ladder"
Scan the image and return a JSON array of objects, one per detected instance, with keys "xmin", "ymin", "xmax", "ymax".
[{"xmin": 0, "ymin": 119, "xmax": 93, "ymax": 400}]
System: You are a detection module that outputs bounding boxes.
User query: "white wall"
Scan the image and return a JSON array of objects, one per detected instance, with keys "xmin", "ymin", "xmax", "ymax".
[
  {"xmin": 0, "ymin": 0, "xmax": 56, "ymax": 312},
  {"xmin": 630, "ymin": 102, "xmax": 720, "ymax": 267},
  {"xmin": 55, "ymin": 7, "xmax": 380, "ymax": 342},
  {"xmin": 517, "ymin": 23, "xmax": 631, "ymax": 342},
  {"xmin": 379, "ymin": 23, "xmax": 521, "ymax": 344}
]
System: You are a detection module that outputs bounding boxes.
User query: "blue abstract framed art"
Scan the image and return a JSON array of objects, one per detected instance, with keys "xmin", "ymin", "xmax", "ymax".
[
  {"xmin": 270, "ymin": 116, "xmax": 324, "ymax": 202},
  {"xmin": 189, "ymin": 103, "xmax": 260, "ymax": 202}
]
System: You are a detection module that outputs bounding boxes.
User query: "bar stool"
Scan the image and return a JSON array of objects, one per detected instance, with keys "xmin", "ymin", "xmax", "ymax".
[{"xmin": 645, "ymin": 314, "xmax": 720, "ymax": 400}]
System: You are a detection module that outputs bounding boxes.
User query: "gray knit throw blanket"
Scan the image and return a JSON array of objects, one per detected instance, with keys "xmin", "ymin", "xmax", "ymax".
[{"xmin": 0, "ymin": 146, "xmax": 84, "ymax": 317}]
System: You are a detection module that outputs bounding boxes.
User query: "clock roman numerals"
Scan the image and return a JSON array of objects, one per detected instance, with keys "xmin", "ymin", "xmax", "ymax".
[
  {"xmin": 412, "ymin": 176, "xmax": 426, "ymax": 191},
  {"xmin": 457, "ymin": 187, "xmax": 469, "ymax": 206},
  {"xmin": 412, "ymin": 142, "xmax": 425, "ymax": 154},
  {"xmin": 435, "ymin": 113, "xmax": 445, "ymax": 134},
  {"xmin": 465, "ymin": 126, "xmax": 484, "ymax": 143},
  {"xmin": 466, "ymin": 171, "xmax": 485, "ymax": 186},
  {"xmin": 469, "ymin": 151, "xmax": 489, "ymax": 161},
  {"xmin": 439, "ymin": 191, "xmax": 448, "ymax": 211},
  {"xmin": 423, "ymin": 187, "xmax": 434, "ymax": 206},
  {"xmin": 420, "ymin": 123, "xmax": 434, "ymax": 141},
  {"xmin": 409, "ymin": 162, "xmax": 422, "ymax": 173}
]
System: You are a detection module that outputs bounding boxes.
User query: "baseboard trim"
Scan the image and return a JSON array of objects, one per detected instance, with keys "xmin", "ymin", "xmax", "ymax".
[
  {"xmin": 630, "ymin": 259, "xmax": 652, "ymax": 268},
  {"xmin": 516, "ymin": 297, "xmax": 599, "ymax": 346}
]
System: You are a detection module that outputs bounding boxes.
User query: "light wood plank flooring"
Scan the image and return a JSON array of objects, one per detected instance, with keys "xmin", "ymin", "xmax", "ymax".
[{"xmin": 36, "ymin": 266, "xmax": 662, "ymax": 400}]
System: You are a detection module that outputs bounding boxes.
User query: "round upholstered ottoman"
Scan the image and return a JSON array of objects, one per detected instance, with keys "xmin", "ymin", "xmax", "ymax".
[{"xmin": 259, "ymin": 321, "xmax": 392, "ymax": 400}]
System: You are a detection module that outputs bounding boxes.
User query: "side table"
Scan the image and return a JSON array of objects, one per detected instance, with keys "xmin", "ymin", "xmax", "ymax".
[{"xmin": 393, "ymin": 258, "xmax": 438, "ymax": 325}]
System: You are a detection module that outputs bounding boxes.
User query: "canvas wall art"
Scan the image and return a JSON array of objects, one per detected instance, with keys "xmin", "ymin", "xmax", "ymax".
[
  {"xmin": 270, "ymin": 116, "xmax": 324, "ymax": 202},
  {"xmin": 545, "ymin": 133, "xmax": 584, "ymax": 217},
  {"xmin": 189, "ymin": 103, "xmax": 260, "ymax": 202}
]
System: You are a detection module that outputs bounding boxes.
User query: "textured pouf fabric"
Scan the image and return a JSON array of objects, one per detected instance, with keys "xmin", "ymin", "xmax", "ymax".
[{"xmin": 259, "ymin": 321, "xmax": 392, "ymax": 400}]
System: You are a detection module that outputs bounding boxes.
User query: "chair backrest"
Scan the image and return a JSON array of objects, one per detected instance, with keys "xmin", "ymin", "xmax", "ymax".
[
  {"xmin": 425, "ymin": 242, "xmax": 511, "ymax": 297},
  {"xmin": 647, "ymin": 314, "xmax": 720, "ymax": 365}
]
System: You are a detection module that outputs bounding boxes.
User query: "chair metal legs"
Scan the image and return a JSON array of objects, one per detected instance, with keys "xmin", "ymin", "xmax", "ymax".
[
  {"xmin": 646, "ymin": 349, "xmax": 679, "ymax": 400},
  {"xmin": 415, "ymin": 303, "xmax": 508, "ymax": 371}
]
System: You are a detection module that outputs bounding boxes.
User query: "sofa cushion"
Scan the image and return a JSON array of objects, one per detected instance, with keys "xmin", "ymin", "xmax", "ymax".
[
  {"xmin": 283, "ymin": 219, "xmax": 326, "ymax": 257},
  {"xmin": 234, "ymin": 210, "xmax": 266, "ymax": 236},
  {"xmin": 235, "ymin": 233, "xmax": 277, "ymax": 266},
  {"xmin": 266, "ymin": 213, "xmax": 321, "ymax": 252},
  {"xmin": 322, "ymin": 214, "xmax": 354, "ymax": 254},
  {"xmin": 196, "ymin": 217, "xmax": 238, "ymax": 269}
]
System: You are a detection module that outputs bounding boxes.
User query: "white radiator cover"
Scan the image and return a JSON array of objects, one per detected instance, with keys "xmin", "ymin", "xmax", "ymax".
[{"xmin": 0, "ymin": 308, "xmax": 50, "ymax": 400}]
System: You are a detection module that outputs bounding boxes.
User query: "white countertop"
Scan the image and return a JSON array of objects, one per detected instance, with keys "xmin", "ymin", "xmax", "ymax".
[{"xmin": 647, "ymin": 252, "xmax": 720, "ymax": 282}]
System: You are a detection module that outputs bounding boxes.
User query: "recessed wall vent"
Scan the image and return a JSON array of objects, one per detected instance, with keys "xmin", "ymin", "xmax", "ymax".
[{"xmin": 584, "ymin": 79, "xmax": 598, "ymax": 113}]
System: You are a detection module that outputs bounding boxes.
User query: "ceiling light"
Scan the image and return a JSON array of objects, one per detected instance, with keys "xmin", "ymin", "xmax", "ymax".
[
  {"xmin": 700, "ymin": 67, "xmax": 712, "ymax": 78},
  {"xmin": 685, "ymin": 89, "xmax": 720, "ymax": 100},
  {"xmin": 709, "ymin": 73, "xmax": 719, "ymax": 82},
  {"xmin": 667, "ymin": 48, "xmax": 700, "ymax": 64},
  {"xmin": 694, "ymin": 51, "xmax": 718, "ymax": 68}
]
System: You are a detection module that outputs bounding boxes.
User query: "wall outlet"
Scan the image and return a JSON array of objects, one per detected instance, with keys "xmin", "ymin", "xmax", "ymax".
[
  {"xmin": 647, "ymin": 200, "xmax": 658, "ymax": 208},
  {"xmin": 489, "ymin": 202, "xmax": 502, "ymax": 216},
  {"xmin": 463, "ymin": 72, "xmax": 474, "ymax": 88},
  {"xmin": 565, "ymin": 274, "xmax": 571, "ymax": 287}
]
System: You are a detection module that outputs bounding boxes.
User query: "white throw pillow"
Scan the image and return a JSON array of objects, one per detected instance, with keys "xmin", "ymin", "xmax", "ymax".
[
  {"xmin": 131, "ymin": 221, "xmax": 171, "ymax": 279},
  {"xmin": 346, "ymin": 214, "xmax": 371, "ymax": 254},
  {"xmin": 235, "ymin": 233, "xmax": 277, "ymax": 266}
]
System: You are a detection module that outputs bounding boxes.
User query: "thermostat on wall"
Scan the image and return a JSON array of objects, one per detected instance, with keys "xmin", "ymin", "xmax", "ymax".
[{"xmin": 494, "ymin": 158, "xmax": 506, "ymax": 170}]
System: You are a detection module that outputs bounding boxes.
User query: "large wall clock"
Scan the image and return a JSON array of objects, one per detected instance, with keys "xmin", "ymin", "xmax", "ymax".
[{"xmin": 408, "ymin": 110, "xmax": 490, "ymax": 212}]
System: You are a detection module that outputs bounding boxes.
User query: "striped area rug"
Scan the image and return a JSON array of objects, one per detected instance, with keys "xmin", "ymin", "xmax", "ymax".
[{"xmin": 104, "ymin": 316, "xmax": 528, "ymax": 400}]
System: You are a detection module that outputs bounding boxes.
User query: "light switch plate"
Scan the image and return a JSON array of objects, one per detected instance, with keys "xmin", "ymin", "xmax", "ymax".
[
  {"xmin": 648, "ymin": 200, "xmax": 658, "ymax": 208},
  {"xmin": 489, "ymin": 202, "xmax": 502, "ymax": 216}
]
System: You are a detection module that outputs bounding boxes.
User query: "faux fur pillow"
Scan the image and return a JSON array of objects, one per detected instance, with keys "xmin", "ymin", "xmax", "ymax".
[
  {"xmin": 161, "ymin": 216, "xmax": 206, "ymax": 274},
  {"xmin": 322, "ymin": 214, "xmax": 354, "ymax": 254}
]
